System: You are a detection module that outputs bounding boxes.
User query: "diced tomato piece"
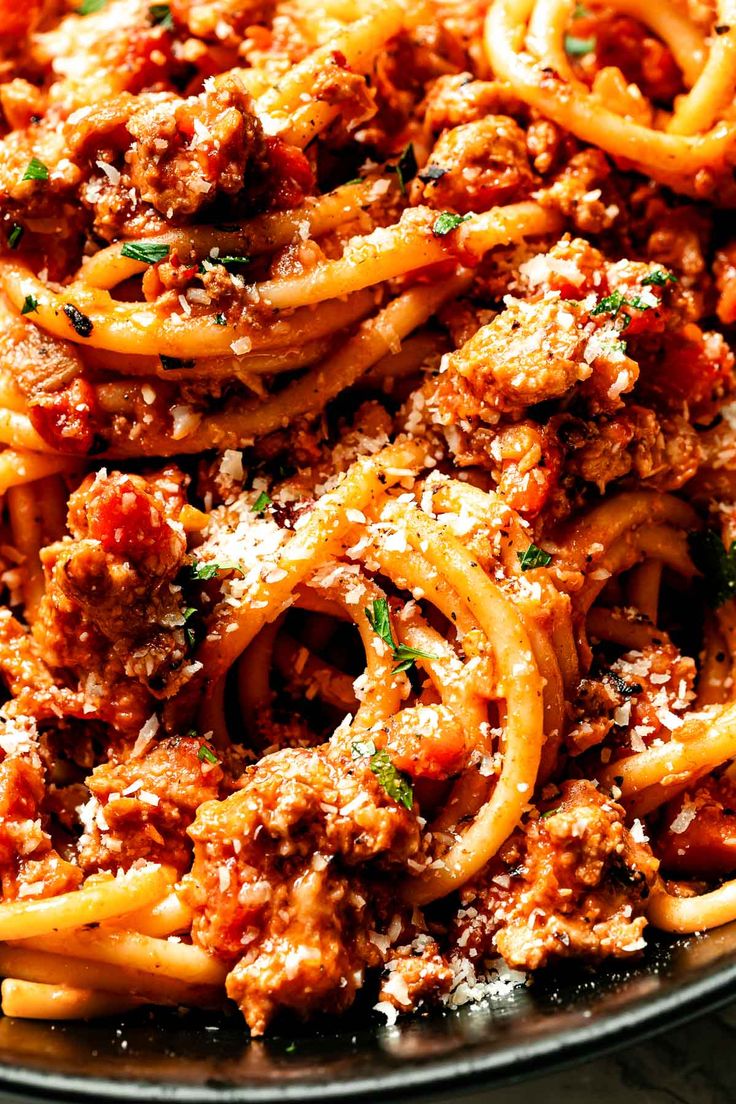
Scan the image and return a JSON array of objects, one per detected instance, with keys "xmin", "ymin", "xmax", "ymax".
[
  {"xmin": 572, "ymin": 13, "xmax": 682, "ymax": 103},
  {"xmin": 29, "ymin": 378, "xmax": 101, "ymax": 456},
  {"xmin": 380, "ymin": 708, "xmax": 468, "ymax": 781},
  {"xmin": 0, "ymin": 0, "xmax": 42, "ymax": 37},
  {"xmin": 638, "ymin": 324, "xmax": 734, "ymax": 421},
  {"xmin": 84, "ymin": 473, "xmax": 176, "ymax": 565},
  {"xmin": 264, "ymin": 136, "xmax": 315, "ymax": 210},
  {"xmin": 657, "ymin": 775, "xmax": 736, "ymax": 878}
]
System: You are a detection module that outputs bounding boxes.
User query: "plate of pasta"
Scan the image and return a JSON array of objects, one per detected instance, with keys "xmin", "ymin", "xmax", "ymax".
[{"xmin": 1, "ymin": 0, "xmax": 736, "ymax": 1096}]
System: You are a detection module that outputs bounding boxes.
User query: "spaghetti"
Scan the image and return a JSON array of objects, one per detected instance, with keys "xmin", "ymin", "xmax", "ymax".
[{"xmin": 0, "ymin": 0, "xmax": 735, "ymax": 1037}]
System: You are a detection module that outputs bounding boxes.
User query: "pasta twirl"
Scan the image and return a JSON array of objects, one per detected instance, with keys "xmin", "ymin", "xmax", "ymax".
[{"xmin": 1, "ymin": 0, "xmax": 736, "ymax": 1039}]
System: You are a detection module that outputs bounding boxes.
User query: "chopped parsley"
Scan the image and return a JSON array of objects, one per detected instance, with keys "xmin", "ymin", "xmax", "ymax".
[
  {"xmin": 21, "ymin": 158, "xmax": 49, "ymax": 183},
  {"xmin": 641, "ymin": 268, "xmax": 677, "ymax": 287},
  {"xmin": 217, "ymin": 255, "xmax": 251, "ymax": 269},
  {"xmin": 351, "ymin": 738, "xmax": 413, "ymax": 810},
  {"xmin": 540, "ymin": 806, "xmax": 560, "ymax": 819},
  {"xmin": 148, "ymin": 2, "xmax": 174, "ymax": 28},
  {"xmin": 190, "ymin": 560, "xmax": 243, "ymax": 581},
  {"xmin": 120, "ymin": 241, "xmax": 170, "ymax": 264},
  {"xmin": 688, "ymin": 529, "xmax": 736, "ymax": 608},
  {"xmin": 183, "ymin": 606, "xmax": 197, "ymax": 649},
  {"xmin": 214, "ymin": 313, "xmax": 227, "ymax": 326},
  {"xmin": 63, "ymin": 304, "xmax": 93, "ymax": 337},
  {"xmin": 517, "ymin": 543, "xmax": 553, "ymax": 570},
  {"xmin": 21, "ymin": 294, "xmax": 38, "ymax": 315},
  {"xmin": 564, "ymin": 34, "xmax": 596, "ymax": 56},
  {"xmin": 343, "ymin": 177, "xmax": 363, "ymax": 186},
  {"xmin": 389, "ymin": 143, "xmax": 417, "ymax": 196},
  {"xmin": 364, "ymin": 596, "xmax": 437, "ymax": 673},
  {"xmin": 251, "ymin": 491, "xmax": 271, "ymax": 515},
  {"xmin": 197, "ymin": 744, "xmax": 219, "ymax": 765},
  {"xmin": 590, "ymin": 287, "xmax": 658, "ymax": 325},
  {"xmin": 160, "ymin": 355, "xmax": 195, "ymax": 371},
  {"xmin": 626, "ymin": 294, "xmax": 654, "ymax": 311},
  {"xmin": 7, "ymin": 223, "xmax": 23, "ymax": 249},
  {"xmin": 590, "ymin": 289, "xmax": 626, "ymax": 317},
  {"xmin": 78, "ymin": 0, "xmax": 107, "ymax": 12},
  {"xmin": 369, "ymin": 748, "xmax": 413, "ymax": 809},
  {"xmin": 432, "ymin": 211, "xmax": 471, "ymax": 236},
  {"xmin": 351, "ymin": 737, "xmax": 377, "ymax": 759}
]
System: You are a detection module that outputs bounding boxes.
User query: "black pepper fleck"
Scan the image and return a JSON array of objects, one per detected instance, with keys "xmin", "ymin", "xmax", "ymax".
[{"xmin": 63, "ymin": 303, "xmax": 93, "ymax": 337}]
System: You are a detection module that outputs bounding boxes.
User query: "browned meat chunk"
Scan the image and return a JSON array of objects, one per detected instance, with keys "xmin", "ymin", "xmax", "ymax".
[
  {"xmin": 564, "ymin": 408, "xmax": 701, "ymax": 494},
  {"xmin": 0, "ymin": 719, "xmax": 81, "ymax": 901},
  {"xmin": 78, "ymin": 734, "xmax": 223, "ymax": 873},
  {"xmin": 419, "ymin": 117, "xmax": 533, "ymax": 213},
  {"xmin": 127, "ymin": 75, "xmax": 266, "ymax": 219},
  {"xmin": 453, "ymin": 780, "xmax": 658, "ymax": 969},
  {"xmin": 423, "ymin": 76, "xmax": 525, "ymax": 132},
  {"xmin": 378, "ymin": 937, "xmax": 454, "ymax": 1013},
  {"xmin": 36, "ymin": 467, "xmax": 191, "ymax": 728},
  {"xmin": 184, "ymin": 744, "xmax": 424, "ymax": 1034},
  {"xmin": 170, "ymin": 0, "xmax": 274, "ymax": 44},
  {"xmin": 430, "ymin": 297, "xmax": 597, "ymax": 425}
]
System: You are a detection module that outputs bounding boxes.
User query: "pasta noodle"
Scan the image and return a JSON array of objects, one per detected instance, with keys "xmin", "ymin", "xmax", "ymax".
[{"xmin": 1, "ymin": 0, "xmax": 736, "ymax": 1040}]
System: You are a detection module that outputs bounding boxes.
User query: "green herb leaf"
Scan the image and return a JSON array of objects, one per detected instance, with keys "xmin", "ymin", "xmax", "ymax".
[
  {"xmin": 343, "ymin": 177, "xmax": 363, "ymax": 186},
  {"xmin": 351, "ymin": 737, "xmax": 413, "ymax": 808},
  {"xmin": 21, "ymin": 158, "xmax": 49, "ymax": 183},
  {"xmin": 190, "ymin": 560, "xmax": 243, "ymax": 581},
  {"xmin": 573, "ymin": 3, "xmax": 590, "ymax": 16},
  {"xmin": 217, "ymin": 255, "xmax": 251, "ymax": 268},
  {"xmin": 590, "ymin": 288, "xmax": 626, "ymax": 318},
  {"xmin": 390, "ymin": 143, "xmax": 417, "ymax": 196},
  {"xmin": 78, "ymin": 0, "xmax": 107, "ymax": 12},
  {"xmin": 432, "ymin": 211, "xmax": 472, "ymax": 236},
  {"xmin": 251, "ymin": 491, "xmax": 271, "ymax": 515},
  {"xmin": 120, "ymin": 241, "xmax": 170, "ymax": 264},
  {"xmin": 7, "ymin": 223, "xmax": 23, "ymax": 249},
  {"xmin": 214, "ymin": 313, "xmax": 227, "ymax": 326},
  {"xmin": 197, "ymin": 744, "xmax": 219, "ymax": 765},
  {"xmin": 21, "ymin": 294, "xmax": 38, "ymax": 315},
  {"xmin": 365, "ymin": 597, "xmax": 393, "ymax": 649},
  {"xmin": 183, "ymin": 606, "xmax": 197, "ymax": 648},
  {"xmin": 689, "ymin": 529, "xmax": 736, "ymax": 608},
  {"xmin": 369, "ymin": 748, "xmax": 413, "ymax": 809},
  {"xmin": 592, "ymin": 284, "xmax": 663, "ymax": 322},
  {"xmin": 540, "ymin": 806, "xmax": 560, "ymax": 819},
  {"xmin": 148, "ymin": 2, "xmax": 174, "ymax": 28},
  {"xmin": 517, "ymin": 543, "xmax": 553, "ymax": 570},
  {"xmin": 564, "ymin": 33, "xmax": 596, "ymax": 56},
  {"xmin": 392, "ymin": 644, "xmax": 438, "ymax": 673},
  {"xmin": 190, "ymin": 562, "xmax": 219, "ymax": 581},
  {"xmin": 365, "ymin": 597, "xmax": 436, "ymax": 672},
  {"xmin": 352, "ymin": 737, "xmax": 377, "ymax": 760},
  {"xmin": 641, "ymin": 268, "xmax": 677, "ymax": 287}
]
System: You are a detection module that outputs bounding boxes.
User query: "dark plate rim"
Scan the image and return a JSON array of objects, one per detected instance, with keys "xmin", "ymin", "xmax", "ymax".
[{"xmin": 2, "ymin": 944, "xmax": 736, "ymax": 1103}]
